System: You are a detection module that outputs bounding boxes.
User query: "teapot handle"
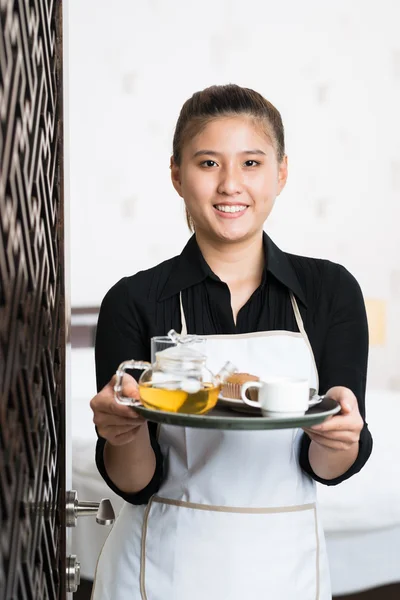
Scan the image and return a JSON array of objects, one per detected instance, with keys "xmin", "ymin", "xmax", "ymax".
[
  {"xmin": 114, "ymin": 360, "xmax": 151, "ymax": 406},
  {"xmin": 216, "ymin": 361, "xmax": 238, "ymax": 383}
]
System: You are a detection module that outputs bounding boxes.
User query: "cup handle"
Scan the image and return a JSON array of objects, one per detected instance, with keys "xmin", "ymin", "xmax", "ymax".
[
  {"xmin": 114, "ymin": 360, "xmax": 151, "ymax": 405},
  {"xmin": 241, "ymin": 381, "xmax": 263, "ymax": 408},
  {"xmin": 308, "ymin": 393, "xmax": 325, "ymax": 407}
]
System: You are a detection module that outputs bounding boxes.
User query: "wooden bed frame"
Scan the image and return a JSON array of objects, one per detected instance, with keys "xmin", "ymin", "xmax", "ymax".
[{"xmin": 74, "ymin": 578, "xmax": 400, "ymax": 600}]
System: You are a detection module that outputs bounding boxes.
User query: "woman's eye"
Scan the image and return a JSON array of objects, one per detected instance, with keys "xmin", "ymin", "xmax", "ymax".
[
  {"xmin": 200, "ymin": 160, "xmax": 218, "ymax": 168},
  {"xmin": 244, "ymin": 160, "xmax": 260, "ymax": 167}
]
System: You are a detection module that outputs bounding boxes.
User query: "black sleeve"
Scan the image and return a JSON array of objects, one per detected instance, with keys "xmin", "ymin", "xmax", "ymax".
[
  {"xmin": 299, "ymin": 264, "xmax": 373, "ymax": 485},
  {"xmin": 94, "ymin": 277, "xmax": 164, "ymax": 504}
]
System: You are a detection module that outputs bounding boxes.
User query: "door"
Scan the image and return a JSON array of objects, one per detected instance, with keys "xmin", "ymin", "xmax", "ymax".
[{"xmin": 0, "ymin": 1, "xmax": 66, "ymax": 598}]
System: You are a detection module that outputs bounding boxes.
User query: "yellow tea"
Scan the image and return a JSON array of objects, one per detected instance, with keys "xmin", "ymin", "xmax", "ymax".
[{"xmin": 138, "ymin": 382, "xmax": 220, "ymax": 414}]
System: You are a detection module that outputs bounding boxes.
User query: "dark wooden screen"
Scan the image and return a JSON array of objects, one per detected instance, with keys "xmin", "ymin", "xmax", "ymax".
[{"xmin": 0, "ymin": 1, "xmax": 65, "ymax": 599}]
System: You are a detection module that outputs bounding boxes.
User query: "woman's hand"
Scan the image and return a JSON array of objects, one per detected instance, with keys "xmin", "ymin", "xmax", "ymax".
[
  {"xmin": 303, "ymin": 386, "xmax": 364, "ymax": 480},
  {"xmin": 303, "ymin": 386, "xmax": 363, "ymax": 451},
  {"xmin": 90, "ymin": 373, "xmax": 147, "ymax": 446}
]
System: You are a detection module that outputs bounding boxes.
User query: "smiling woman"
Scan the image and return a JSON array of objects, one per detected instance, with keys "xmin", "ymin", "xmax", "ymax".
[
  {"xmin": 90, "ymin": 84, "xmax": 372, "ymax": 600},
  {"xmin": 170, "ymin": 85, "xmax": 287, "ymax": 241}
]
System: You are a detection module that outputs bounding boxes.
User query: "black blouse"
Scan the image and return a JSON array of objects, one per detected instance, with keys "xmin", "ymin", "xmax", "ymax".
[{"xmin": 94, "ymin": 233, "xmax": 373, "ymax": 504}]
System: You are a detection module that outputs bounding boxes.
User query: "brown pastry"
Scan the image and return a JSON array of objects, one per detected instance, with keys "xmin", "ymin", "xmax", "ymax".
[{"xmin": 222, "ymin": 373, "xmax": 259, "ymax": 401}]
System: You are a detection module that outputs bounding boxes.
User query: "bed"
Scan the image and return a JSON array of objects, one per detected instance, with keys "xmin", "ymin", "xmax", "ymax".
[
  {"xmin": 70, "ymin": 348, "xmax": 400, "ymax": 594},
  {"xmin": 317, "ymin": 389, "xmax": 400, "ymax": 594}
]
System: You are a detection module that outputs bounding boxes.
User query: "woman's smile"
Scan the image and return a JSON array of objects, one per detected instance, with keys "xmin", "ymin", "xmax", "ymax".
[{"xmin": 213, "ymin": 203, "xmax": 249, "ymax": 218}]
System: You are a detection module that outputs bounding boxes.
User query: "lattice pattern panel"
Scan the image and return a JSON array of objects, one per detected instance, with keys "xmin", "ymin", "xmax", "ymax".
[{"xmin": 0, "ymin": 1, "xmax": 65, "ymax": 599}]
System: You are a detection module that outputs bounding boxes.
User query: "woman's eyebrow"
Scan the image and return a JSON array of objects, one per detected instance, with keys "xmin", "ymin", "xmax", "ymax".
[
  {"xmin": 192, "ymin": 149, "xmax": 267, "ymax": 158},
  {"xmin": 192, "ymin": 150, "xmax": 220, "ymax": 158},
  {"xmin": 242, "ymin": 149, "xmax": 267, "ymax": 156}
]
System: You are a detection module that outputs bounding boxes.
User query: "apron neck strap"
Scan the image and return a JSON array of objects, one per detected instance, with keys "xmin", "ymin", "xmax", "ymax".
[
  {"xmin": 290, "ymin": 293, "xmax": 306, "ymax": 336},
  {"xmin": 290, "ymin": 293, "xmax": 319, "ymax": 393},
  {"xmin": 179, "ymin": 292, "xmax": 188, "ymax": 336}
]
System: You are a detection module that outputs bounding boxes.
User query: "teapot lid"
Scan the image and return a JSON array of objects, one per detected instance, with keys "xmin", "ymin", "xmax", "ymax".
[{"xmin": 156, "ymin": 344, "xmax": 206, "ymax": 364}]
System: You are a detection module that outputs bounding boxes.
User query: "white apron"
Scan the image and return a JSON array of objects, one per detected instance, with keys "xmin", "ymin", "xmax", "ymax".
[{"xmin": 92, "ymin": 293, "xmax": 331, "ymax": 600}]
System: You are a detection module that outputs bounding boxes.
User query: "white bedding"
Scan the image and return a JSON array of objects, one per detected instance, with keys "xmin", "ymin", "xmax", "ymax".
[
  {"xmin": 325, "ymin": 526, "xmax": 400, "ymax": 595},
  {"xmin": 70, "ymin": 348, "xmax": 400, "ymax": 590},
  {"xmin": 317, "ymin": 389, "xmax": 400, "ymax": 533}
]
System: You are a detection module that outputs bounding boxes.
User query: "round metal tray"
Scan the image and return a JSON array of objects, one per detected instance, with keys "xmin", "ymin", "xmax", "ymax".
[{"xmin": 131, "ymin": 396, "xmax": 340, "ymax": 430}]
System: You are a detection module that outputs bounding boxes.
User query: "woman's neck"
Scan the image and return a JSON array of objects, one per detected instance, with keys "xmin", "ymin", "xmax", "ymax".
[{"xmin": 195, "ymin": 230, "xmax": 265, "ymax": 286}]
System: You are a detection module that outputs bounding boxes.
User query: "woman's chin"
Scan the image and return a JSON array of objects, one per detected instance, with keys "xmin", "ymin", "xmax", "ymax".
[{"xmin": 206, "ymin": 222, "xmax": 259, "ymax": 243}]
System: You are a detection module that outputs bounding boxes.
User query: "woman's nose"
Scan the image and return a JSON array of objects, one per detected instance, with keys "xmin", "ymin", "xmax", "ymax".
[{"xmin": 217, "ymin": 166, "xmax": 243, "ymax": 196}]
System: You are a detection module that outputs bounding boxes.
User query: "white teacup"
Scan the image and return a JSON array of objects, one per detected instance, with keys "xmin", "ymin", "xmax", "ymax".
[{"xmin": 241, "ymin": 377, "xmax": 314, "ymax": 417}]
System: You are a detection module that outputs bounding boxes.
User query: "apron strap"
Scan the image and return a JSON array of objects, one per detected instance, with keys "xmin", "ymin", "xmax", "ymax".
[
  {"xmin": 179, "ymin": 292, "xmax": 188, "ymax": 336},
  {"xmin": 290, "ymin": 292, "xmax": 307, "ymax": 337},
  {"xmin": 290, "ymin": 293, "xmax": 319, "ymax": 393}
]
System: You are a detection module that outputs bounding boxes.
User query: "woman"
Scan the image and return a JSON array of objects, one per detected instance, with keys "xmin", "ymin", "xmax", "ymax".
[{"xmin": 90, "ymin": 84, "xmax": 372, "ymax": 599}]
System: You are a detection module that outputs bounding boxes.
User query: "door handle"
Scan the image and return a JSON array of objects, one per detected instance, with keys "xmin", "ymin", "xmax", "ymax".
[
  {"xmin": 66, "ymin": 555, "xmax": 81, "ymax": 593},
  {"xmin": 66, "ymin": 490, "xmax": 115, "ymax": 527}
]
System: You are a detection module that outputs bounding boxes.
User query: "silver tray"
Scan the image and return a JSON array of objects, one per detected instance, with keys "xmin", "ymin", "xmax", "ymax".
[{"xmin": 131, "ymin": 396, "xmax": 340, "ymax": 430}]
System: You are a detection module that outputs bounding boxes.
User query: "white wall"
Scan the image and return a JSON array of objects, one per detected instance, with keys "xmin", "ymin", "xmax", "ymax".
[{"xmin": 68, "ymin": 0, "xmax": 400, "ymax": 389}]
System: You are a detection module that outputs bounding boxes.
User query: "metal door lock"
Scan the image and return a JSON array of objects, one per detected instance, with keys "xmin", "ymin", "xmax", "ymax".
[
  {"xmin": 66, "ymin": 555, "xmax": 81, "ymax": 593},
  {"xmin": 66, "ymin": 490, "xmax": 115, "ymax": 527}
]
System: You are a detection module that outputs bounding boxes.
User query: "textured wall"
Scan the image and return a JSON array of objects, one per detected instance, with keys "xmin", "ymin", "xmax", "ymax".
[
  {"xmin": 0, "ymin": 1, "xmax": 66, "ymax": 597},
  {"xmin": 68, "ymin": 0, "xmax": 400, "ymax": 390}
]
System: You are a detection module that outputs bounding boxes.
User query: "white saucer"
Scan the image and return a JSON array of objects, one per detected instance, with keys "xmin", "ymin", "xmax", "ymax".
[
  {"xmin": 217, "ymin": 391, "xmax": 324, "ymax": 415},
  {"xmin": 217, "ymin": 393, "xmax": 260, "ymax": 414}
]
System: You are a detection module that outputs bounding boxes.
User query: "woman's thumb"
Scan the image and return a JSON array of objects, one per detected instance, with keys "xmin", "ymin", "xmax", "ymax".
[
  {"xmin": 339, "ymin": 398, "xmax": 353, "ymax": 414},
  {"xmin": 326, "ymin": 386, "xmax": 353, "ymax": 414}
]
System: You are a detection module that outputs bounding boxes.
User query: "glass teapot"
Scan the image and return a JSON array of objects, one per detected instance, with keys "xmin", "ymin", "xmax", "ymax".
[{"xmin": 114, "ymin": 330, "xmax": 237, "ymax": 414}]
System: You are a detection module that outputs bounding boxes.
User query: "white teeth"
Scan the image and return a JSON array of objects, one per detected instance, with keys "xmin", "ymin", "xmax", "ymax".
[{"xmin": 215, "ymin": 205, "xmax": 247, "ymax": 213}]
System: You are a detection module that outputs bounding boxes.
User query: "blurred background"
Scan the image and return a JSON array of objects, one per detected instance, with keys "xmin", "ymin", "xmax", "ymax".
[
  {"xmin": 69, "ymin": 0, "xmax": 400, "ymax": 389},
  {"xmin": 67, "ymin": 1, "xmax": 400, "ymax": 598}
]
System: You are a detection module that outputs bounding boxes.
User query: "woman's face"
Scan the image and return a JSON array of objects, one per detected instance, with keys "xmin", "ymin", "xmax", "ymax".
[{"xmin": 171, "ymin": 116, "xmax": 288, "ymax": 243}]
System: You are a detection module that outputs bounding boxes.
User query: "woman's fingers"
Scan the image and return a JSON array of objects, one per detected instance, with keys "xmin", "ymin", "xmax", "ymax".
[
  {"xmin": 93, "ymin": 414, "xmax": 135, "ymax": 427},
  {"xmin": 97, "ymin": 422, "xmax": 145, "ymax": 441},
  {"xmin": 93, "ymin": 412, "xmax": 144, "ymax": 427},
  {"xmin": 304, "ymin": 428, "xmax": 354, "ymax": 442},
  {"xmin": 90, "ymin": 375, "xmax": 142, "ymax": 420},
  {"xmin": 99, "ymin": 424, "xmax": 138, "ymax": 436},
  {"xmin": 308, "ymin": 415, "xmax": 348, "ymax": 432},
  {"xmin": 90, "ymin": 392, "xmax": 137, "ymax": 420},
  {"xmin": 304, "ymin": 429, "xmax": 360, "ymax": 450},
  {"xmin": 303, "ymin": 424, "xmax": 350, "ymax": 437},
  {"xmin": 111, "ymin": 372, "xmax": 141, "ymax": 401},
  {"xmin": 90, "ymin": 373, "xmax": 147, "ymax": 446}
]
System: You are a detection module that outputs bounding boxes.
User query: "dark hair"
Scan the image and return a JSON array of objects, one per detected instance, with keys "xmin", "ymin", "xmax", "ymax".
[{"xmin": 172, "ymin": 84, "xmax": 285, "ymax": 231}]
